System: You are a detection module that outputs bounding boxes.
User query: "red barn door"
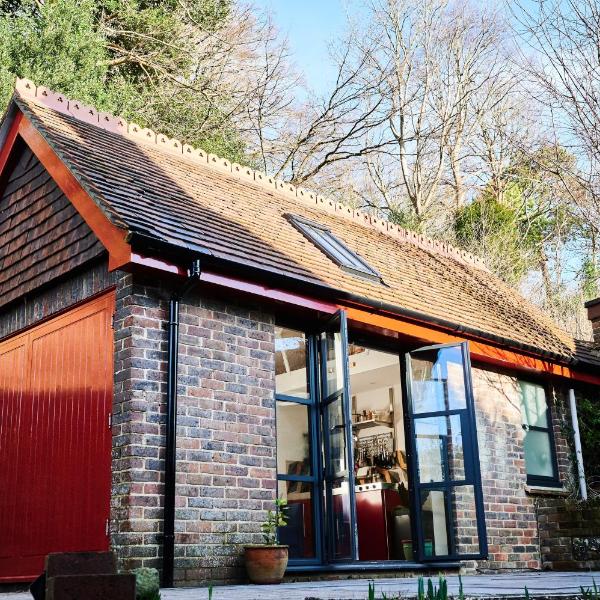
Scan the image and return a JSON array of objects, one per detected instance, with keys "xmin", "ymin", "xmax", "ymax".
[{"xmin": 0, "ymin": 292, "xmax": 114, "ymax": 581}]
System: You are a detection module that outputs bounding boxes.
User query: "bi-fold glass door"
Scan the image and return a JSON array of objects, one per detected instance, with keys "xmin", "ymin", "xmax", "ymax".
[
  {"xmin": 276, "ymin": 314, "xmax": 487, "ymax": 566},
  {"xmin": 318, "ymin": 311, "xmax": 358, "ymax": 562},
  {"xmin": 405, "ymin": 342, "xmax": 487, "ymax": 561}
]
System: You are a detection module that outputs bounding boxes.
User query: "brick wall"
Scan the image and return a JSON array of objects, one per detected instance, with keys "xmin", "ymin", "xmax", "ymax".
[
  {"xmin": 111, "ymin": 272, "xmax": 167, "ymax": 574},
  {"xmin": 537, "ymin": 497, "xmax": 600, "ymax": 570},
  {"xmin": 110, "ymin": 274, "xmax": 276, "ymax": 585},
  {"xmin": 174, "ymin": 295, "xmax": 276, "ymax": 584},
  {"xmin": 109, "ymin": 277, "xmax": 578, "ymax": 582},
  {"xmin": 586, "ymin": 299, "xmax": 600, "ymax": 345},
  {"xmin": 471, "ymin": 366, "xmax": 573, "ymax": 571},
  {"xmin": 0, "ymin": 258, "xmax": 115, "ymax": 339}
]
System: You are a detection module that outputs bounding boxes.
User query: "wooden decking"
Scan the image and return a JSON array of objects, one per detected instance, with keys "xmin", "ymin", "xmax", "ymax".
[{"xmin": 2, "ymin": 571, "xmax": 599, "ymax": 599}]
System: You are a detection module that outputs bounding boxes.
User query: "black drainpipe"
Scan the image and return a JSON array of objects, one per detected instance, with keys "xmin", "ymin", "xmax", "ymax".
[{"xmin": 162, "ymin": 259, "xmax": 201, "ymax": 588}]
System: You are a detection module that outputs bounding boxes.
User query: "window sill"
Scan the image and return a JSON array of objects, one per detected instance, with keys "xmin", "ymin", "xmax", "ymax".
[
  {"xmin": 525, "ymin": 484, "xmax": 569, "ymax": 497},
  {"xmin": 286, "ymin": 561, "xmax": 461, "ymax": 573}
]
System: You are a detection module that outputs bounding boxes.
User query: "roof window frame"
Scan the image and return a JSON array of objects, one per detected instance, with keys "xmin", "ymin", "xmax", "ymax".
[{"xmin": 286, "ymin": 214, "xmax": 382, "ymax": 283}]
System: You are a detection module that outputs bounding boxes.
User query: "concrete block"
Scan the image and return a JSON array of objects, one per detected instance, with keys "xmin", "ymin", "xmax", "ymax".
[
  {"xmin": 46, "ymin": 551, "xmax": 117, "ymax": 577},
  {"xmin": 46, "ymin": 573, "xmax": 136, "ymax": 600}
]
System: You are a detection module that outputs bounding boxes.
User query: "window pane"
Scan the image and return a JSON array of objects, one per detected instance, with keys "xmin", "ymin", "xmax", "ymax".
[
  {"xmin": 277, "ymin": 480, "xmax": 315, "ymax": 558},
  {"xmin": 331, "ymin": 478, "xmax": 353, "ymax": 559},
  {"xmin": 291, "ymin": 217, "xmax": 379, "ymax": 278},
  {"xmin": 415, "ymin": 415, "xmax": 464, "ymax": 483},
  {"xmin": 451, "ymin": 485, "xmax": 480, "ymax": 556},
  {"xmin": 411, "ymin": 346, "xmax": 467, "ymax": 413},
  {"xmin": 519, "ymin": 382, "xmax": 549, "ymax": 428},
  {"xmin": 275, "ymin": 326, "xmax": 309, "ymax": 398},
  {"xmin": 524, "ymin": 429, "xmax": 554, "ymax": 477},
  {"xmin": 326, "ymin": 394, "xmax": 347, "ymax": 475},
  {"xmin": 276, "ymin": 401, "xmax": 311, "ymax": 476},
  {"xmin": 420, "ymin": 489, "xmax": 449, "ymax": 557},
  {"xmin": 323, "ymin": 330, "xmax": 344, "ymax": 400}
]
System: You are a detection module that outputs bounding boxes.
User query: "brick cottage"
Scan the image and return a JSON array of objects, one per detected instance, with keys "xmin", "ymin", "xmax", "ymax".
[{"xmin": 0, "ymin": 79, "xmax": 599, "ymax": 587}]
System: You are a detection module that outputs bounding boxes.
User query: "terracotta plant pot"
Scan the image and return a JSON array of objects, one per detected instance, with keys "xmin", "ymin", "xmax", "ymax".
[{"xmin": 244, "ymin": 545, "xmax": 289, "ymax": 584}]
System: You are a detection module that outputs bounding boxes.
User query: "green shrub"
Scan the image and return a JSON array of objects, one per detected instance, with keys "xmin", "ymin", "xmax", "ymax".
[{"xmin": 133, "ymin": 567, "xmax": 161, "ymax": 600}]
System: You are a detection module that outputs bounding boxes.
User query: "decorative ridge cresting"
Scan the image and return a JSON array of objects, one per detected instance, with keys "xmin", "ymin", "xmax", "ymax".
[{"xmin": 14, "ymin": 78, "xmax": 489, "ymax": 272}]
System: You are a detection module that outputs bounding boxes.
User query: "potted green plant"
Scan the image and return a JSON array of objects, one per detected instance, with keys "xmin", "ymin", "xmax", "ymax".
[{"xmin": 244, "ymin": 498, "xmax": 289, "ymax": 584}]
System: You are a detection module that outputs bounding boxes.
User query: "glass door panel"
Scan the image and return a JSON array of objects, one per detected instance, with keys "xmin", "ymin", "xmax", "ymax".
[
  {"xmin": 415, "ymin": 414, "xmax": 465, "ymax": 483},
  {"xmin": 406, "ymin": 342, "xmax": 487, "ymax": 561},
  {"xmin": 419, "ymin": 489, "xmax": 449, "ymax": 557},
  {"xmin": 319, "ymin": 311, "xmax": 357, "ymax": 562}
]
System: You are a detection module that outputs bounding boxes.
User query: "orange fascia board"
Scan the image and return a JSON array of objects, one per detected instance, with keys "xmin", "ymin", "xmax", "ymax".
[
  {"xmin": 16, "ymin": 114, "xmax": 131, "ymax": 270},
  {"xmin": 343, "ymin": 306, "xmax": 600, "ymax": 386}
]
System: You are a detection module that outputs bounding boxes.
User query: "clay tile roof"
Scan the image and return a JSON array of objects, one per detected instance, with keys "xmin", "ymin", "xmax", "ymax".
[{"xmin": 9, "ymin": 79, "xmax": 598, "ymax": 367}]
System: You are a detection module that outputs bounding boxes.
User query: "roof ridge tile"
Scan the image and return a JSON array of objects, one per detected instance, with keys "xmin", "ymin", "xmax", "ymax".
[{"xmin": 15, "ymin": 78, "xmax": 489, "ymax": 271}]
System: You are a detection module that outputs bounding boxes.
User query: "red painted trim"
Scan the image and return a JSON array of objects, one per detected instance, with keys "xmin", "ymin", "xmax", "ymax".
[
  {"xmin": 201, "ymin": 270, "xmax": 339, "ymax": 314},
  {"xmin": 0, "ymin": 111, "xmax": 22, "ymax": 175},
  {"xmin": 17, "ymin": 115, "xmax": 132, "ymax": 268},
  {"xmin": 127, "ymin": 253, "xmax": 339, "ymax": 313}
]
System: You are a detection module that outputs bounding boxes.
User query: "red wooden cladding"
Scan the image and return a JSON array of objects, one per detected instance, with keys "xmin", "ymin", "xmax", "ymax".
[{"xmin": 0, "ymin": 292, "xmax": 114, "ymax": 581}]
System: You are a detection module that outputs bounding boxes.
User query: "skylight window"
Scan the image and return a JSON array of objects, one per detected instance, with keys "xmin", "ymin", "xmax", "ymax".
[{"xmin": 287, "ymin": 214, "xmax": 382, "ymax": 282}]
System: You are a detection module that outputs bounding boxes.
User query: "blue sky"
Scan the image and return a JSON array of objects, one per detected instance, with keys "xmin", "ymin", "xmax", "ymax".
[
  {"xmin": 255, "ymin": 1, "xmax": 540, "ymax": 96},
  {"xmin": 254, "ymin": 0, "xmax": 348, "ymax": 95}
]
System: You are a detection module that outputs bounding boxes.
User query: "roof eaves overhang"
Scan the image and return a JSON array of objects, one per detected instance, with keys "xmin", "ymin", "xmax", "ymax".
[
  {"xmin": 0, "ymin": 102, "xmax": 22, "ymax": 184},
  {"xmin": 125, "ymin": 234, "xmax": 600, "ymax": 385}
]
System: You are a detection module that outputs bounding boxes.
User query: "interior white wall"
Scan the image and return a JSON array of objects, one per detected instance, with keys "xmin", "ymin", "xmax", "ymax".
[{"xmin": 276, "ymin": 402, "xmax": 309, "ymax": 475}]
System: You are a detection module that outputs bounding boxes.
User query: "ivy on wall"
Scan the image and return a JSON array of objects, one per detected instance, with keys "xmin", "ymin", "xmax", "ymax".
[{"xmin": 577, "ymin": 389, "xmax": 600, "ymax": 492}]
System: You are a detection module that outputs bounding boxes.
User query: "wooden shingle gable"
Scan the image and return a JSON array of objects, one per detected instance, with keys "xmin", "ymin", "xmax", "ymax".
[{"xmin": 0, "ymin": 140, "xmax": 105, "ymax": 308}]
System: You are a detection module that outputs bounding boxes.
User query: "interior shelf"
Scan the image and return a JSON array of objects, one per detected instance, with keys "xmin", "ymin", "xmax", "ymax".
[{"xmin": 352, "ymin": 418, "xmax": 393, "ymax": 430}]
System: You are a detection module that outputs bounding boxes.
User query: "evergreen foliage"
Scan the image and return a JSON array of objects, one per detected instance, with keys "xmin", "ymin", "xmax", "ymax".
[
  {"xmin": 577, "ymin": 391, "xmax": 600, "ymax": 488},
  {"xmin": 0, "ymin": 0, "xmax": 246, "ymax": 161}
]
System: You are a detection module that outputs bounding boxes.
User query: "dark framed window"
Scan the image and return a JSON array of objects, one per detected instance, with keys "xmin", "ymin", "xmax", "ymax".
[
  {"xmin": 286, "ymin": 214, "xmax": 382, "ymax": 282},
  {"xmin": 518, "ymin": 381, "xmax": 560, "ymax": 487},
  {"xmin": 274, "ymin": 325, "xmax": 322, "ymax": 564}
]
